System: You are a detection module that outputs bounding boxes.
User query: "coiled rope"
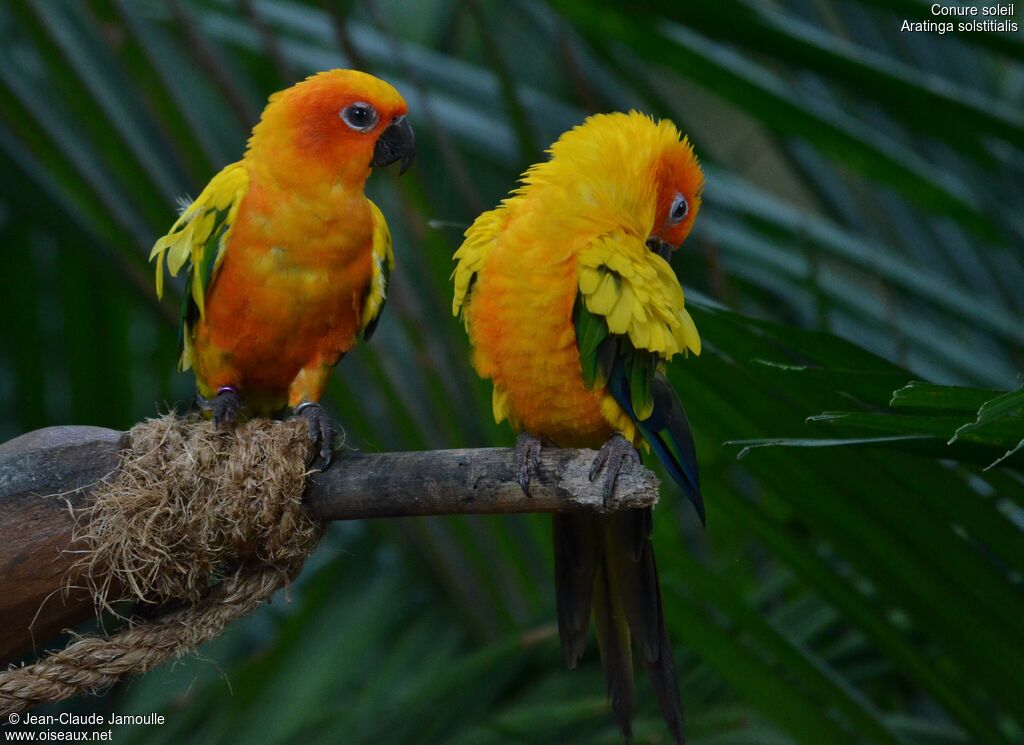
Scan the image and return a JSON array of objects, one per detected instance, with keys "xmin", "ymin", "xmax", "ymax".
[{"xmin": 0, "ymin": 414, "xmax": 325, "ymax": 715}]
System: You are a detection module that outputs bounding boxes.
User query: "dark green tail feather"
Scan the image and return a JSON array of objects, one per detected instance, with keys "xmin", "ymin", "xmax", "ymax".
[
  {"xmin": 592, "ymin": 537, "xmax": 637, "ymax": 741},
  {"xmin": 552, "ymin": 510, "xmax": 686, "ymax": 745},
  {"xmin": 568, "ymin": 296, "xmax": 700, "ymax": 743},
  {"xmin": 553, "ymin": 512, "xmax": 596, "ymax": 669}
]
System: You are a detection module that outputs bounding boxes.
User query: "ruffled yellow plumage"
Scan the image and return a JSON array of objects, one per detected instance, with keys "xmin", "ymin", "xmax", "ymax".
[{"xmin": 452, "ymin": 111, "xmax": 702, "ymax": 444}]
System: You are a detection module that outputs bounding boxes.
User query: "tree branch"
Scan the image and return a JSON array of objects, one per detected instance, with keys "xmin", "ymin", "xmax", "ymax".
[
  {"xmin": 0, "ymin": 426, "xmax": 659, "ymax": 664},
  {"xmin": 308, "ymin": 446, "xmax": 658, "ymax": 519}
]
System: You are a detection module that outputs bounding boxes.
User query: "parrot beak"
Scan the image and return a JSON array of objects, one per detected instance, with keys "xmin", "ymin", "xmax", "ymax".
[
  {"xmin": 371, "ymin": 115, "xmax": 416, "ymax": 175},
  {"xmin": 646, "ymin": 236, "xmax": 674, "ymax": 262}
]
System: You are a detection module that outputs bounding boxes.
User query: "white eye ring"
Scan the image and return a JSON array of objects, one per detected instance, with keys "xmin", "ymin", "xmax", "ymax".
[
  {"xmin": 669, "ymin": 193, "xmax": 689, "ymax": 224},
  {"xmin": 340, "ymin": 102, "xmax": 378, "ymax": 132}
]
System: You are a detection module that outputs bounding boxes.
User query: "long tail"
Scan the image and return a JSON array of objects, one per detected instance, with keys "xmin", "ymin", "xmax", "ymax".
[{"xmin": 553, "ymin": 509, "xmax": 684, "ymax": 744}]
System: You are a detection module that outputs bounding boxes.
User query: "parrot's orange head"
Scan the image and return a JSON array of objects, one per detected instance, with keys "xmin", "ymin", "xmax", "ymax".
[
  {"xmin": 249, "ymin": 69, "xmax": 415, "ymax": 183},
  {"xmin": 649, "ymin": 125, "xmax": 703, "ymax": 253}
]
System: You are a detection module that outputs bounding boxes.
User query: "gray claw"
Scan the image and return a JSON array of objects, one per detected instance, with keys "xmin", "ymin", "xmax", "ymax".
[
  {"xmin": 514, "ymin": 431, "xmax": 543, "ymax": 495},
  {"xmin": 589, "ymin": 432, "xmax": 641, "ymax": 502},
  {"xmin": 196, "ymin": 387, "xmax": 243, "ymax": 431},
  {"xmin": 293, "ymin": 402, "xmax": 335, "ymax": 470}
]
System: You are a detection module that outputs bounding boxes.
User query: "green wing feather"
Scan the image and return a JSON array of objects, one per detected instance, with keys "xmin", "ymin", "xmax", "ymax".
[
  {"xmin": 573, "ymin": 230, "xmax": 703, "ymax": 517},
  {"xmin": 575, "ymin": 297, "xmax": 704, "ymax": 520}
]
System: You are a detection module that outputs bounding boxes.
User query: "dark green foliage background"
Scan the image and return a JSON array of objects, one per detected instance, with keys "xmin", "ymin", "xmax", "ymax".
[{"xmin": 1, "ymin": 1, "xmax": 1022, "ymax": 743}]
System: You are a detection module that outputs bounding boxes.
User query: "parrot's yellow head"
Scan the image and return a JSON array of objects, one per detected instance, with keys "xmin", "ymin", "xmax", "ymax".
[
  {"xmin": 247, "ymin": 69, "xmax": 415, "ymax": 185},
  {"xmin": 522, "ymin": 111, "xmax": 703, "ymax": 259}
]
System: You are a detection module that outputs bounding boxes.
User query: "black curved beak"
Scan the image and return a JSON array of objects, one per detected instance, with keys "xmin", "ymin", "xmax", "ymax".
[
  {"xmin": 646, "ymin": 236, "xmax": 674, "ymax": 262},
  {"xmin": 371, "ymin": 115, "xmax": 416, "ymax": 175}
]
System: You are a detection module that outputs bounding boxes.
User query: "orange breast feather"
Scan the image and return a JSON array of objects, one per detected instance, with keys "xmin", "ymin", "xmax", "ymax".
[
  {"xmin": 191, "ymin": 178, "xmax": 373, "ymax": 409},
  {"xmin": 465, "ymin": 215, "xmax": 614, "ymax": 448}
]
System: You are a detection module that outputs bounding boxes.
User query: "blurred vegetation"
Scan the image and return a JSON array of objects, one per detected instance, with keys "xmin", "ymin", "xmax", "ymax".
[{"xmin": 1, "ymin": 0, "xmax": 1022, "ymax": 743}]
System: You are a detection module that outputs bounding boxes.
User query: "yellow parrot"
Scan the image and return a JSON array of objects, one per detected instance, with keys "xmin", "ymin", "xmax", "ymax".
[
  {"xmin": 453, "ymin": 111, "xmax": 704, "ymax": 743},
  {"xmin": 150, "ymin": 70, "xmax": 414, "ymax": 464}
]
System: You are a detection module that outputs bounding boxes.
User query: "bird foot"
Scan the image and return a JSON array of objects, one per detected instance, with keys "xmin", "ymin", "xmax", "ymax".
[
  {"xmin": 293, "ymin": 402, "xmax": 335, "ymax": 470},
  {"xmin": 514, "ymin": 431, "xmax": 544, "ymax": 495},
  {"xmin": 589, "ymin": 432, "xmax": 641, "ymax": 505},
  {"xmin": 196, "ymin": 386, "xmax": 244, "ymax": 430}
]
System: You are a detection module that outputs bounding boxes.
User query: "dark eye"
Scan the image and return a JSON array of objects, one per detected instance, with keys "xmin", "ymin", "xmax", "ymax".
[
  {"xmin": 340, "ymin": 102, "xmax": 378, "ymax": 132},
  {"xmin": 669, "ymin": 193, "xmax": 689, "ymax": 224}
]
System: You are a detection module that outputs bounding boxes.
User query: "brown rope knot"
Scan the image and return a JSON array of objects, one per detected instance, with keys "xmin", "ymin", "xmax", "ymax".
[
  {"xmin": 81, "ymin": 413, "xmax": 323, "ymax": 607},
  {"xmin": 1, "ymin": 413, "xmax": 326, "ymax": 716}
]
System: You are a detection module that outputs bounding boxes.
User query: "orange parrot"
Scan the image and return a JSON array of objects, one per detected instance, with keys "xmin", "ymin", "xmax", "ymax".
[
  {"xmin": 151, "ymin": 70, "xmax": 414, "ymax": 463},
  {"xmin": 453, "ymin": 112, "xmax": 704, "ymax": 743}
]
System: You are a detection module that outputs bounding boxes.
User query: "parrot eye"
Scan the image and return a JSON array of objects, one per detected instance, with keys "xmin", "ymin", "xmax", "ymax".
[
  {"xmin": 668, "ymin": 193, "xmax": 689, "ymax": 224},
  {"xmin": 340, "ymin": 102, "xmax": 378, "ymax": 132}
]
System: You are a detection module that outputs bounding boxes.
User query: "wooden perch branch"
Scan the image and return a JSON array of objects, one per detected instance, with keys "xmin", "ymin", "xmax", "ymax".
[
  {"xmin": 308, "ymin": 446, "xmax": 658, "ymax": 519},
  {"xmin": 0, "ymin": 426, "xmax": 660, "ymax": 665}
]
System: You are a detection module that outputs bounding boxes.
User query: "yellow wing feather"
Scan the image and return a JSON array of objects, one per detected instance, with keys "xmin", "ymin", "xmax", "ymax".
[
  {"xmin": 360, "ymin": 199, "xmax": 394, "ymax": 335},
  {"xmin": 452, "ymin": 206, "xmax": 507, "ymax": 319},
  {"xmin": 149, "ymin": 162, "xmax": 249, "ymax": 369},
  {"xmin": 578, "ymin": 230, "xmax": 700, "ymax": 360}
]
